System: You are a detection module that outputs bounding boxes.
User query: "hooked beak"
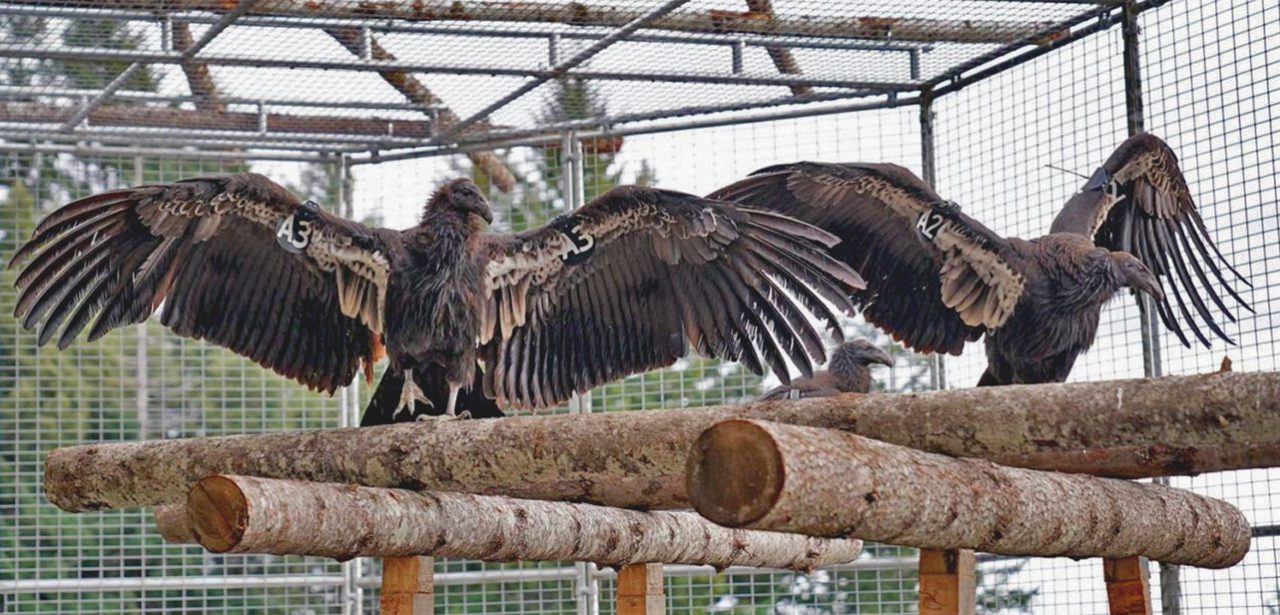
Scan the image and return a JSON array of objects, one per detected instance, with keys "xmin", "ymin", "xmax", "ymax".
[
  {"xmin": 468, "ymin": 201, "xmax": 494, "ymax": 224},
  {"xmin": 862, "ymin": 347, "xmax": 893, "ymax": 368}
]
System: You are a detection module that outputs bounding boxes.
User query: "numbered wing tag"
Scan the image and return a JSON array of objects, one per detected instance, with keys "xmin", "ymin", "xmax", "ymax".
[
  {"xmin": 551, "ymin": 215, "xmax": 595, "ymax": 266},
  {"xmin": 275, "ymin": 212, "xmax": 312, "ymax": 254},
  {"xmin": 916, "ymin": 209, "xmax": 945, "ymax": 241}
]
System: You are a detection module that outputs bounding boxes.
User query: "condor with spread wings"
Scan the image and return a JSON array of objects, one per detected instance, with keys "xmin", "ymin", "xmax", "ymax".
[
  {"xmin": 10, "ymin": 174, "xmax": 862, "ymax": 423},
  {"xmin": 710, "ymin": 133, "xmax": 1250, "ymax": 386}
]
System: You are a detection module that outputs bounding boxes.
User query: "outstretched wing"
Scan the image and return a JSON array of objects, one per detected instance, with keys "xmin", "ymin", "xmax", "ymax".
[
  {"xmin": 710, "ymin": 162, "xmax": 1025, "ymax": 355},
  {"xmin": 479, "ymin": 185, "xmax": 864, "ymax": 410},
  {"xmin": 1049, "ymin": 133, "xmax": 1252, "ymax": 347},
  {"xmin": 9, "ymin": 173, "xmax": 393, "ymax": 393}
]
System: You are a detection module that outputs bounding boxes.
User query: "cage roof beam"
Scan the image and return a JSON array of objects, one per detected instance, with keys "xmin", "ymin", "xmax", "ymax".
[
  {"xmin": 0, "ymin": 5, "xmax": 932, "ymax": 55},
  {"xmin": 433, "ymin": 0, "xmax": 692, "ymax": 144},
  {"xmin": 0, "ymin": 86, "xmax": 445, "ymax": 113},
  {"xmin": 0, "ymin": 45, "xmax": 919, "ymax": 92},
  {"xmin": 56, "ymin": 0, "xmax": 258, "ymax": 132},
  {"xmin": 12, "ymin": 0, "xmax": 1068, "ymax": 45}
]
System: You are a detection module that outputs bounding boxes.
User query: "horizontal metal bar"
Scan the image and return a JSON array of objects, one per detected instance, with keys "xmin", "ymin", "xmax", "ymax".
[
  {"xmin": 453, "ymin": 89, "xmax": 877, "ymax": 146},
  {"xmin": 0, "ymin": 125, "xmax": 426, "ymax": 147},
  {"xmin": 0, "ymin": 4, "xmax": 932, "ymax": 54},
  {"xmin": 0, "ymin": 141, "xmax": 334, "ymax": 162},
  {"xmin": 0, "ymin": 553, "xmax": 924, "ymax": 595},
  {"xmin": 353, "ymin": 94, "xmax": 917, "ymax": 165},
  {"xmin": 0, "ymin": 46, "xmax": 918, "ymax": 91},
  {"xmin": 0, "ymin": 131, "xmax": 379, "ymax": 153},
  {"xmin": 0, "ymin": 85, "xmax": 437, "ymax": 112},
  {"xmin": 0, "ymin": 574, "xmax": 350, "ymax": 593},
  {"xmin": 433, "ymin": 0, "xmax": 692, "ymax": 144}
]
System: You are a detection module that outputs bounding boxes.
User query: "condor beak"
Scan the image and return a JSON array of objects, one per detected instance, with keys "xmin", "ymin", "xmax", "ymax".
[
  {"xmin": 863, "ymin": 347, "xmax": 893, "ymax": 368},
  {"xmin": 467, "ymin": 200, "xmax": 493, "ymax": 224}
]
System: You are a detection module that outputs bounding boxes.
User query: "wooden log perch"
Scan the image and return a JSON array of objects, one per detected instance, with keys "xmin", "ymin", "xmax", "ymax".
[
  {"xmin": 687, "ymin": 419, "xmax": 1250, "ymax": 569},
  {"xmin": 43, "ymin": 372, "xmax": 1280, "ymax": 513},
  {"xmin": 182, "ymin": 475, "xmax": 862, "ymax": 569},
  {"xmin": 19, "ymin": 0, "xmax": 1057, "ymax": 44},
  {"xmin": 153, "ymin": 504, "xmax": 195, "ymax": 544}
]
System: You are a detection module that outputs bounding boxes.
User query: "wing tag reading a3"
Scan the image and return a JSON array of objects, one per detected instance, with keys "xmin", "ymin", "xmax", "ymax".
[
  {"xmin": 275, "ymin": 205, "xmax": 315, "ymax": 254},
  {"xmin": 550, "ymin": 215, "xmax": 595, "ymax": 266}
]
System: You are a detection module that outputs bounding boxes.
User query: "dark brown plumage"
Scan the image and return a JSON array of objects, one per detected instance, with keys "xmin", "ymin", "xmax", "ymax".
[
  {"xmin": 10, "ymin": 173, "xmax": 865, "ymax": 423},
  {"xmin": 757, "ymin": 339, "xmax": 891, "ymax": 400},
  {"xmin": 711, "ymin": 133, "xmax": 1250, "ymax": 386}
]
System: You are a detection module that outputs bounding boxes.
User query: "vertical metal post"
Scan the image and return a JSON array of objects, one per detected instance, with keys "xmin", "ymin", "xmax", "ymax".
[
  {"xmin": 335, "ymin": 153, "xmax": 365, "ymax": 615},
  {"xmin": 133, "ymin": 154, "xmax": 149, "ymax": 441},
  {"xmin": 560, "ymin": 131, "xmax": 599, "ymax": 615},
  {"xmin": 918, "ymin": 86, "xmax": 946, "ymax": 391},
  {"xmin": 1122, "ymin": 3, "xmax": 1178, "ymax": 613}
]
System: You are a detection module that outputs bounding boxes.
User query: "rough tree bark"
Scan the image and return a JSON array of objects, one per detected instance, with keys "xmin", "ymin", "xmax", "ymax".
[
  {"xmin": 153, "ymin": 504, "xmax": 194, "ymax": 543},
  {"xmin": 743, "ymin": 0, "xmax": 811, "ymax": 97},
  {"xmin": 323, "ymin": 28, "xmax": 516, "ymax": 193},
  {"xmin": 178, "ymin": 475, "xmax": 861, "ymax": 569},
  {"xmin": 171, "ymin": 21, "xmax": 224, "ymax": 113},
  {"xmin": 17, "ymin": 0, "xmax": 1055, "ymax": 44},
  {"xmin": 687, "ymin": 419, "xmax": 1250, "ymax": 569},
  {"xmin": 42, "ymin": 371, "xmax": 1280, "ymax": 513}
]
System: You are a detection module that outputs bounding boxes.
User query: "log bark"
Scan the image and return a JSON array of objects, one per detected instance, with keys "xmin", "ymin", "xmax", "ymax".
[
  {"xmin": 42, "ymin": 372, "xmax": 1280, "ymax": 513},
  {"xmin": 153, "ymin": 504, "xmax": 195, "ymax": 544},
  {"xmin": 323, "ymin": 28, "xmax": 516, "ymax": 193},
  {"xmin": 686, "ymin": 419, "xmax": 1250, "ymax": 569},
  {"xmin": 18, "ymin": 0, "xmax": 1056, "ymax": 44},
  {"xmin": 172, "ymin": 21, "xmax": 225, "ymax": 113},
  {"xmin": 0, "ymin": 102, "xmax": 432, "ymax": 138},
  {"xmin": 183, "ymin": 475, "xmax": 862, "ymax": 569},
  {"xmin": 743, "ymin": 0, "xmax": 811, "ymax": 97}
]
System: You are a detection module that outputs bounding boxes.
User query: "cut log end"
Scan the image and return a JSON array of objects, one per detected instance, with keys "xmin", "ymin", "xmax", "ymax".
[
  {"xmin": 187, "ymin": 475, "xmax": 250, "ymax": 553},
  {"xmin": 688, "ymin": 419, "xmax": 784, "ymax": 528}
]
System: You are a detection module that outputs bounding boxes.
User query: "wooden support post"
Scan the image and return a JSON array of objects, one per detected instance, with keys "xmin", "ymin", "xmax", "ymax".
[
  {"xmin": 617, "ymin": 563, "xmax": 664, "ymax": 615},
  {"xmin": 918, "ymin": 549, "xmax": 975, "ymax": 615},
  {"xmin": 381, "ymin": 556, "xmax": 434, "ymax": 615},
  {"xmin": 1104, "ymin": 556, "xmax": 1152, "ymax": 615}
]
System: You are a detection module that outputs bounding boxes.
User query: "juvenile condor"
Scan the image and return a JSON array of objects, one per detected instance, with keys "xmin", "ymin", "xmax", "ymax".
[
  {"xmin": 711, "ymin": 133, "xmax": 1251, "ymax": 386},
  {"xmin": 757, "ymin": 339, "xmax": 892, "ymax": 400},
  {"xmin": 10, "ymin": 175, "xmax": 864, "ymax": 423}
]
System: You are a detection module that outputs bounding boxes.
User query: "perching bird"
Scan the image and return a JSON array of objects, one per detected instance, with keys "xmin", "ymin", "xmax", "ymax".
[
  {"xmin": 757, "ymin": 339, "xmax": 892, "ymax": 400},
  {"xmin": 710, "ymin": 133, "xmax": 1250, "ymax": 386},
  {"xmin": 10, "ymin": 174, "xmax": 864, "ymax": 423}
]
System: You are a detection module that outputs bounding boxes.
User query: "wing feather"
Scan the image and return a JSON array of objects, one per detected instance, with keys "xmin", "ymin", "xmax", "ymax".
[
  {"xmin": 1049, "ymin": 133, "xmax": 1250, "ymax": 347},
  {"xmin": 8, "ymin": 172, "xmax": 393, "ymax": 394},
  {"xmin": 710, "ymin": 162, "xmax": 1025, "ymax": 355},
  {"xmin": 480, "ymin": 185, "xmax": 862, "ymax": 410}
]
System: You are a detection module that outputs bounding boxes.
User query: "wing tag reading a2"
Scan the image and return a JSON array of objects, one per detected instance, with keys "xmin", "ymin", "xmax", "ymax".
[
  {"xmin": 275, "ymin": 207, "xmax": 314, "ymax": 254},
  {"xmin": 551, "ymin": 215, "xmax": 595, "ymax": 266},
  {"xmin": 916, "ymin": 210, "xmax": 945, "ymax": 241}
]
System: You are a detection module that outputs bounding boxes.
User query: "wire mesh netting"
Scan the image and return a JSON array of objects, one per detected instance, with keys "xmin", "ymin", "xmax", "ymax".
[{"xmin": 1, "ymin": 0, "xmax": 1278, "ymax": 613}]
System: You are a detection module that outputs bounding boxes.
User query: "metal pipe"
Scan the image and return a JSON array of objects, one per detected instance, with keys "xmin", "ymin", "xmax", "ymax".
[
  {"xmin": 351, "ymin": 94, "xmax": 917, "ymax": 165},
  {"xmin": 0, "ymin": 141, "xmax": 332, "ymax": 162},
  {"xmin": 432, "ymin": 0, "xmax": 692, "ymax": 144},
  {"xmin": 0, "ymin": 86, "xmax": 440, "ymax": 112},
  {"xmin": 0, "ymin": 46, "xmax": 919, "ymax": 91},
  {"xmin": 0, "ymin": 126, "xmax": 425, "ymax": 148},
  {"xmin": 0, "ymin": 5, "xmax": 932, "ymax": 54}
]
